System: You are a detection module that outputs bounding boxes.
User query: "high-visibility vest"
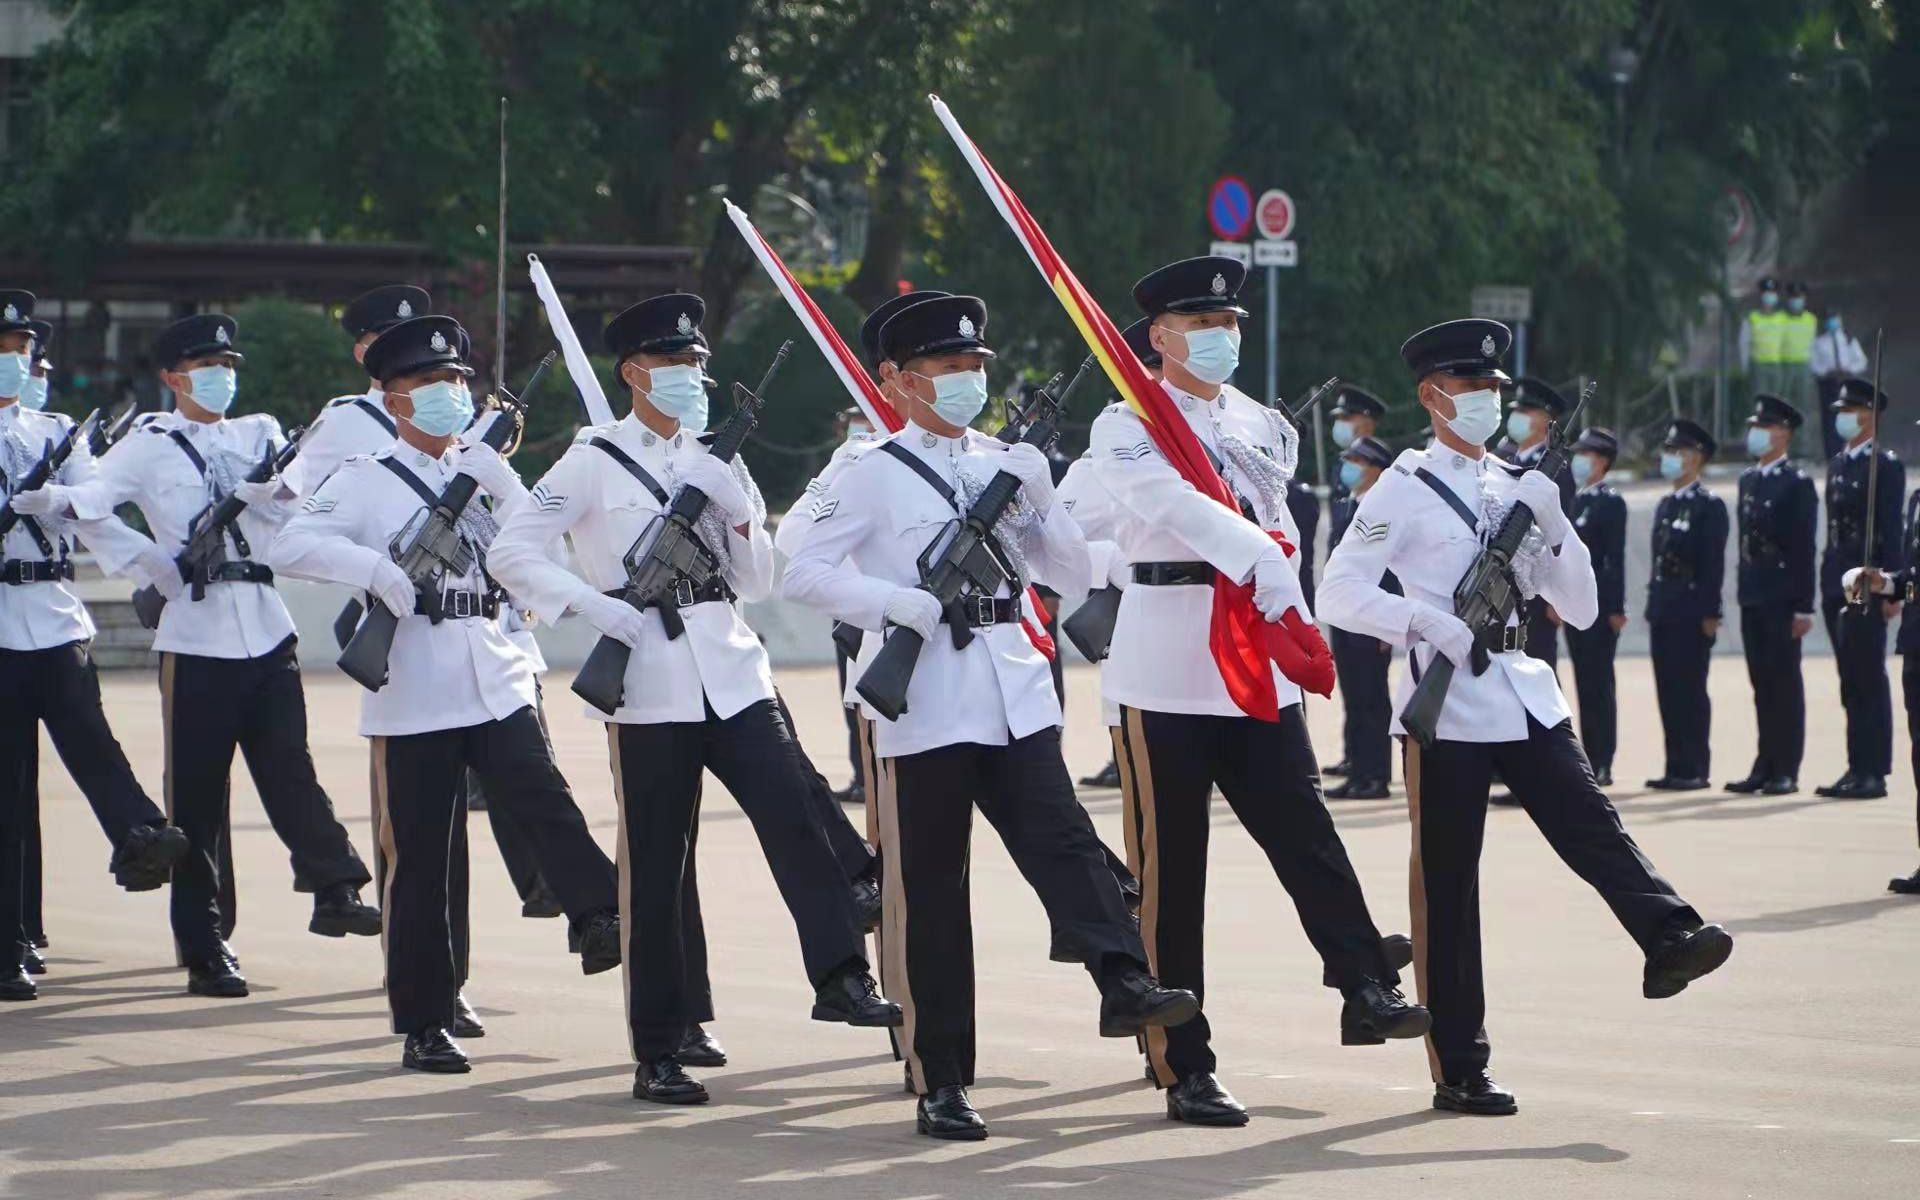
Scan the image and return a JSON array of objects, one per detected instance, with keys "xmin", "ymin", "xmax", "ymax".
[
  {"xmin": 1748, "ymin": 310, "xmax": 1790, "ymax": 363},
  {"xmin": 1778, "ymin": 310, "xmax": 1816, "ymax": 363}
]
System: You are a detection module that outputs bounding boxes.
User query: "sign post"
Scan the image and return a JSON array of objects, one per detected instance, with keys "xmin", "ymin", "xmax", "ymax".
[
  {"xmin": 1253, "ymin": 189, "xmax": 1310, "ymax": 480},
  {"xmin": 1470, "ymin": 284, "xmax": 1534, "ymax": 379}
]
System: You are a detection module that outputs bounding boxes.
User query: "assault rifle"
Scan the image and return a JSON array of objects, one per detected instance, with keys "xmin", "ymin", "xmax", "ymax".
[
  {"xmin": 571, "ymin": 342, "xmax": 791, "ymax": 715},
  {"xmin": 1399, "ymin": 380, "xmax": 1594, "ymax": 747},
  {"xmin": 337, "ymin": 352, "xmax": 553, "ymax": 690},
  {"xmin": 0, "ymin": 408, "xmax": 99, "ymax": 542}
]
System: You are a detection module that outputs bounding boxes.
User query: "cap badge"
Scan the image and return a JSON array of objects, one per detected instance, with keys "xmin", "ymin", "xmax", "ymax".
[
  {"xmin": 1668, "ymin": 424, "xmax": 1680, "ymax": 440},
  {"xmin": 1480, "ymin": 334, "xmax": 1495, "ymax": 357},
  {"xmin": 1, "ymin": 304, "xmax": 16, "ymax": 322},
  {"xmin": 958, "ymin": 314, "xmax": 977, "ymax": 338},
  {"xmin": 1210, "ymin": 273, "xmax": 1227, "ymax": 296},
  {"xmin": 429, "ymin": 330, "xmax": 449, "ymax": 353},
  {"xmin": 397, "ymin": 299, "xmax": 414, "ymax": 319},
  {"xmin": 215, "ymin": 325, "xmax": 231, "ymax": 346},
  {"xmin": 676, "ymin": 313, "xmax": 694, "ymax": 336}
]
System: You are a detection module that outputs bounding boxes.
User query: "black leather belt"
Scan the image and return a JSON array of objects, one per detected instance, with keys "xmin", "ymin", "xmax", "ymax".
[
  {"xmin": 415, "ymin": 590, "xmax": 500, "ymax": 620},
  {"xmin": 941, "ymin": 595, "xmax": 1021, "ymax": 628},
  {"xmin": 1132, "ymin": 561, "xmax": 1216, "ymax": 586},
  {"xmin": 192, "ymin": 561, "xmax": 275, "ymax": 586},
  {"xmin": 1, "ymin": 559, "xmax": 75, "ymax": 585},
  {"xmin": 602, "ymin": 576, "xmax": 736, "ymax": 612},
  {"xmin": 1477, "ymin": 624, "xmax": 1525, "ymax": 654}
]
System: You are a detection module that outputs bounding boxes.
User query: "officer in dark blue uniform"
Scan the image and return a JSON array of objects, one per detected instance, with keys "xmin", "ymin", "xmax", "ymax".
[
  {"xmin": 1843, "ymin": 466, "xmax": 1920, "ymax": 892},
  {"xmin": 1320, "ymin": 384, "xmax": 1385, "ymax": 780},
  {"xmin": 1501, "ymin": 378, "xmax": 1576, "ymax": 667},
  {"xmin": 1563, "ymin": 428, "xmax": 1627, "ymax": 788},
  {"xmin": 1324, "ymin": 435, "xmax": 1397, "ymax": 799},
  {"xmin": 1816, "ymin": 378, "xmax": 1903, "ymax": 800},
  {"xmin": 1645, "ymin": 419, "xmax": 1728, "ymax": 790},
  {"xmin": 1728, "ymin": 396, "xmax": 1818, "ymax": 795}
]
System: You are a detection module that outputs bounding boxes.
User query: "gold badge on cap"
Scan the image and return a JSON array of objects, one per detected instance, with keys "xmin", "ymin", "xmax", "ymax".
[
  {"xmin": 1, "ymin": 304, "xmax": 17, "ymax": 322},
  {"xmin": 1480, "ymin": 334, "xmax": 1495, "ymax": 356},
  {"xmin": 215, "ymin": 325, "xmax": 231, "ymax": 345}
]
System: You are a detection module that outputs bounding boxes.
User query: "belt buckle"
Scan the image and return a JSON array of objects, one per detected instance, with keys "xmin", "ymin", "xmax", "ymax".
[
  {"xmin": 448, "ymin": 590, "xmax": 474, "ymax": 619},
  {"xmin": 973, "ymin": 595, "xmax": 997, "ymax": 627},
  {"xmin": 673, "ymin": 578, "xmax": 696, "ymax": 609}
]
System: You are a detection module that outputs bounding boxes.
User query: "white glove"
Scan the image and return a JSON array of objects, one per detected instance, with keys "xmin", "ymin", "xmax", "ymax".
[
  {"xmin": 456, "ymin": 442, "xmax": 520, "ymax": 498},
  {"xmin": 1843, "ymin": 566, "xmax": 1895, "ymax": 598},
  {"xmin": 1409, "ymin": 604, "xmax": 1474, "ymax": 668},
  {"xmin": 577, "ymin": 592, "xmax": 647, "ymax": 648},
  {"xmin": 1512, "ymin": 471, "xmax": 1569, "ymax": 543},
  {"xmin": 680, "ymin": 454, "xmax": 753, "ymax": 525},
  {"xmin": 1251, "ymin": 547, "xmax": 1307, "ymax": 622},
  {"xmin": 1003, "ymin": 443, "xmax": 1057, "ymax": 510},
  {"xmin": 883, "ymin": 588, "xmax": 943, "ymax": 641},
  {"xmin": 5, "ymin": 482, "xmax": 66, "ymax": 517},
  {"xmin": 367, "ymin": 558, "xmax": 417, "ymax": 618},
  {"xmin": 133, "ymin": 543, "xmax": 185, "ymax": 602},
  {"xmin": 1105, "ymin": 554, "xmax": 1133, "ymax": 591},
  {"xmin": 233, "ymin": 479, "xmax": 286, "ymax": 508}
]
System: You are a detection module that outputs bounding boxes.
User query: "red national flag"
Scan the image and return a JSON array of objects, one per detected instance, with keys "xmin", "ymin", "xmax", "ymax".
[
  {"xmin": 929, "ymin": 96, "xmax": 1332, "ymax": 716},
  {"xmin": 725, "ymin": 198, "xmax": 1057, "ymax": 659}
]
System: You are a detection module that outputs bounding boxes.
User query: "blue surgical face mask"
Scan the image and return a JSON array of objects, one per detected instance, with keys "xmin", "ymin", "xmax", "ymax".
[
  {"xmin": 20, "ymin": 374, "xmax": 48, "ymax": 411},
  {"xmin": 918, "ymin": 368, "xmax": 989, "ymax": 428},
  {"xmin": 1659, "ymin": 451, "xmax": 1685, "ymax": 480},
  {"xmin": 1338, "ymin": 460, "xmax": 1364, "ymax": 488},
  {"xmin": 0, "ymin": 352, "xmax": 29, "ymax": 399},
  {"xmin": 1435, "ymin": 383, "xmax": 1502, "ymax": 445},
  {"xmin": 1760, "ymin": 291, "xmax": 1779, "ymax": 309},
  {"xmin": 186, "ymin": 364, "xmax": 237, "ymax": 414},
  {"xmin": 1570, "ymin": 453, "xmax": 1596, "ymax": 485},
  {"xmin": 1826, "ymin": 316, "xmax": 1842, "ymax": 333},
  {"xmin": 1330, "ymin": 417, "xmax": 1356, "ymax": 448},
  {"xmin": 1746, "ymin": 426, "xmax": 1774, "ymax": 458},
  {"xmin": 641, "ymin": 363, "xmax": 708, "ymax": 426},
  {"xmin": 1170, "ymin": 325, "xmax": 1241, "ymax": 385},
  {"xmin": 402, "ymin": 378, "xmax": 474, "ymax": 438},
  {"xmin": 1505, "ymin": 409, "xmax": 1537, "ymax": 444},
  {"xmin": 1836, "ymin": 411, "xmax": 1863, "ymax": 442},
  {"xmin": 1787, "ymin": 297, "xmax": 1806, "ymax": 314}
]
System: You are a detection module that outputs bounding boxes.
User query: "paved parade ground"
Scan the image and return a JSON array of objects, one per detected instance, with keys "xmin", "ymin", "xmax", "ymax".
[{"xmin": 3, "ymin": 658, "xmax": 1918, "ymax": 1200}]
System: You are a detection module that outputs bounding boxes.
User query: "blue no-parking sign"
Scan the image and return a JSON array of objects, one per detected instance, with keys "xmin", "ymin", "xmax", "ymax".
[{"xmin": 1207, "ymin": 176, "xmax": 1253, "ymax": 241}]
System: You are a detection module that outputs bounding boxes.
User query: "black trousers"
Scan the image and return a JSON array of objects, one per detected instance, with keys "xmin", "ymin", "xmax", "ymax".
[
  {"xmin": 1822, "ymin": 600, "xmax": 1894, "ymax": 777},
  {"xmin": 1523, "ymin": 598, "xmax": 1559, "ymax": 668},
  {"xmin": 776, "ymin": 688, "xmax": 876, "ymax": 882},
  {"xmin": 1330, "ymin": 627, "xmax": 1393, "ymax": 781},
  {"xmin": 1903, "ymin": 656, "xmax": 1920, "ymax": 852},
  {"xmin": 158, "ymin": 638, "xmax": 369, "ymax": 964},
  {"xmin": 1564, "ymin": 622, "xmax": 1620, "ymax": 772},
  {"xmin": 608, "ymin": 698, "xmax": 866, "ymax": 1063},
  {"xmin": 1113, "ymin": 704, "xmax": 1391, "ymax": 1086},
  {"xmin": 1649, "ymin": 619, "xmax": 1714, "ymax": 780},
  {"xmin": 459, "ymin": 687, "xmax": 557, "ymax": 904},
  {"xmin": 1740, "ymin": 604, "xmax": 1806, "ymax": 780},
  {"xmin": 1404, "ymin": 718, "xmax": 1701, "ymax": 1084},
  {"xmin": 373, "ymin": 705, "xmax": 617, "ymax": 1034},
  {"xmin": 875, "ymin": 727, "xmax": 1144, "ymax": 1093},
  {"xmin": 835, "ymin": 643, "xmax": 865, "ymax": 795}
]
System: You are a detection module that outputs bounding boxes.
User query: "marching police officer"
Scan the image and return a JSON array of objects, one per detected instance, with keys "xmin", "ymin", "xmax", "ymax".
[
  {"xmin": 784, "ymin": 292, "xmax": 1196, "ymax": 1139},
  {"xmin": 15, "ymin": 312, "xmax": 381, "ymax": 997},
  {"xmin": 1501, "ymin": 378, "xmax": 1575, "ymax": 667},
  {"xmin": 1325, "ymin": 434, "xmax": 1398, "ymax": 799},
  {"xmin": 1085, "ymin": 258, "xmax": 1423, "ymax": 1127},
  {"xmin": 488, "ymin": 293, "xmax": 899, "ymax": 1106},
  {"xmin": 1816, "ymin": 378, "xmax": 1903, "ymax": 800},
  {"xmin": 1644, "ymin": 419, "xmax": 1728, "ymax": 791},
  {"xmin": 1, "ymin": 293, "xmax": 190, "ymax": 1002},
  {"xmin": 1322, "ymin": 383, "xmax": 1388, "ymax": 780},
  {"xmin": 1728, "ymin": 396, "xmax": 1818, "ymax": 795},
  {"xmin": 1320, "ymin": 318, "xmax": 1732, "ymax": 1116},
  {"xmin": 1562, "ymin": 428, "xmax": 1627, "ymax": 788},
  {"xmin": 269, "ymin": 313, "xmax": 625, "ymax": 1072},
  {"xmin": 1842, "ymin": 463, "xmax": 1920, "ymax": 893}
]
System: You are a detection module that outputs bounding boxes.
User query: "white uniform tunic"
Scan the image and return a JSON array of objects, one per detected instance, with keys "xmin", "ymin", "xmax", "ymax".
[
  {"xmin": 1087, "ymin": 381, "xmax": 1304, "ymax": 717},
  {"xmin": 781, "ymin": 421, "xmax": 1090, "ymax": 759},
  {"xmin": 280, "ymin": 388, "xmax": 394, "ymax": 499},
  {"xmin": 0, "ymin": 403, "xmax": 96, "ymax": 650},
  {"xmin": 268, "ymin": 442, "xmax": 537, "ymax": 737},
  {"xmin": 486, "ymin": 413, "xmax": 777, "ymax": 725},
  {"xmin": 64, "ymin": 410, "xmax": 298, "ymax": 659},
  {"xmin": 1317, "ymin": 445, "xmax": 1598, "ymax": 743}
]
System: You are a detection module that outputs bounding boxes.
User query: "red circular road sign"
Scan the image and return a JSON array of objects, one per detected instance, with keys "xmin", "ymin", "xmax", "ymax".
[
  {"xmin": 1208, "ymin": 176, "xmax": 1254, "ymax": 240},
  {"xmin": 1256, "ymin": 189, "xmax": 1296, "ymax": 241}
]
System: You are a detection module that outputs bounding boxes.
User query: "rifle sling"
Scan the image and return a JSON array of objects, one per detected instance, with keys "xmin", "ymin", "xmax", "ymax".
[
  {"xmin": 163, "ymin": 427, "xmax": 255, "ymax": 558},
  {"xmin": 589, "ymin": 437, "xmax": 669, "ymax": 505},
  {"xmin": 377, "ymin": 455, "xmax": 498, "ymax": 593},
  {"xmin": 353, "ymin": 398, "xmax": 398, "ymax": 436},
  {"xmin": 877, "ymin": 440, "xmax": 961, "ymax": 514},
  {"xmin": 1413, "ymin": 467, "xmax": 1480, "ymax": 533}
]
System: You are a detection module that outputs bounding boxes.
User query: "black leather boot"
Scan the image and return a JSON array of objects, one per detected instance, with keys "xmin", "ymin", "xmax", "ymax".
[
  {"xmin": 1643, "ymin": 923, "xmax": 1733, "ymax": 998},
  {"xmin": 850, "ymin": 872, "xmax": 882, "ymax": 933},
  {"xmin": 186, "ymin": 951, "xmax": 248, "ymax": 998},
  {"xmin": 812, "ymin": 965, "xmax": 902, "ymax": 1027},
  {"xmin": 1165, "ymin": 1073, "xmax": 1248, "ymax": 1126},
  {"xmin": 402, "ymin": 1025, "xmax": 470, "ymax": 1073},
  {"xmin": 1340, "ymin": 979, "xmax": 1431, "ymax": 1044},
  {"xmin": 310, "ymin": 882, "xmax": 382, "ymax": 937},
  {"xmin": 677, "ymin": 1024, "xmax": 727, "ymax": 1068},
  {"xmin": 575, "ymin": 911, "xmax": 621, "ymax": 975},
  {"xmin": 1434, "ymin": 1070, "xmax": 1516, "ymax": 1115},
  {"xmin": 0, "ymin": 966, "xmax": 36, "ymax": 1002},
  {"xmin": 1889, "ymin": 867, "xmax": 1920, "ymax": 895},
  {"xmin": 452, "ymin": 992, "xmax": 485, "ymax": 1039},
  {"xmin": 110, "ymin": 823, "xmax": 189, "ymax": 891},
  {"xmin": 634, "ymin": 1056, "xmax": 708, "ymax": 1104},
  {"xmin": 520, "ymin": 879, "xmax": 563, "ymax": 918},
  {"xmin": 1098, "ymin": 965, "xmax": 1199, "ymax": 1037},
  {"xmin": 917, "ymin": 1084, "xmax": 989, "ymax": 1139}
]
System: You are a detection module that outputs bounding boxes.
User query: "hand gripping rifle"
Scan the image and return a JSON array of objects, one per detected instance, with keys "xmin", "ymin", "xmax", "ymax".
[
  {"xmin": 1061, "ymin": 376, "xmax": 1341, "ymax": 663},
  {"xmin": 337, "ymin": 352, "xmax": 554, "ymax": 691},
  {"xmin": 132, "ymin": 424, "xmax": 308, "ymax": 630},
  {"xmin": 856, "ymin": 353, "xmax": 1095, "ymax": 721},
  {"xmin": 571, "ymin": 341, "xmax": 791, "ymax": 715},
  {"xmin": 1399, "ymin": 380, "xmax": 1594, "ymax": 747},
  {"xmin": 0, "ymin": 408, "xmax": 100, "ymax": 543}
]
